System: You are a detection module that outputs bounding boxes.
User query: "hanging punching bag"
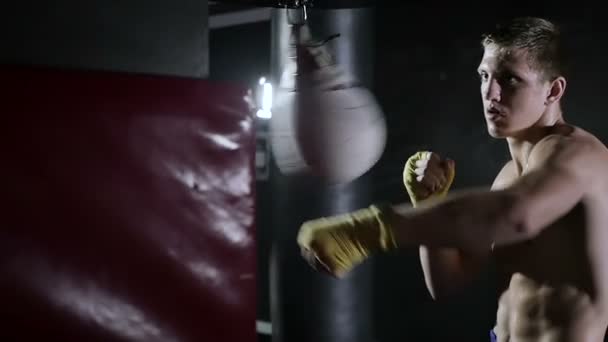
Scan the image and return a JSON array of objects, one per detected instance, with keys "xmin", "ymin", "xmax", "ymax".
[
  {"xmin": 269, "ymin": 7, "xmax": 376, "ymax": 342},
  {"xmin": 270, "ymin": 14, "xmax": 386, "ymax": 184}
]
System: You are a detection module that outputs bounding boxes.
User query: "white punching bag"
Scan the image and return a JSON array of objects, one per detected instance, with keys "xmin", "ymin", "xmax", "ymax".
[{"xmin": 270, "ymin": 20, "xmax": 387, "ymax": 184}]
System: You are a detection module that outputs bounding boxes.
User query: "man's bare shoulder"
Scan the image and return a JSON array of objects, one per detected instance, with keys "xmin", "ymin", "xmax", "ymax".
[
  {"xmin": 530, "ymin": 124, "xmax": 607, "ymax": 160},
  {"xmin": 568, "ymin": 125, "xmax": 608, "ymax": 149},
  {"xmin": 529, "ymin": 124, "xmax": 608, "ymax": 191}
]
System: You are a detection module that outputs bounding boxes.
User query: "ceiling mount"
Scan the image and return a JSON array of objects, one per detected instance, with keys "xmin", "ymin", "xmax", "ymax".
[{"xmin": 211, "ymin": 0, "xmax": 375, "ymax": 9}]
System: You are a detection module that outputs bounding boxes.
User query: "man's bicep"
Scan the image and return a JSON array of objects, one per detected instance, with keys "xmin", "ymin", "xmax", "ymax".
[{"xmin": 510, "ymin": 166, "xmax": 583, "ymax": 230}]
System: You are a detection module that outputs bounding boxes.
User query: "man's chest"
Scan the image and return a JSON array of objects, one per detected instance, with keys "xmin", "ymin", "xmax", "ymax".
[{"xmin": 492, "ymin": 203, "xmax": 592, "ymax": 292}]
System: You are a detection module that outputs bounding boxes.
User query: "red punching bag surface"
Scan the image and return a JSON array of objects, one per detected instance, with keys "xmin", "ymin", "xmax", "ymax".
[{"xmin": 0, "ymin": 66, "xmax": 256, "ymax": 342}]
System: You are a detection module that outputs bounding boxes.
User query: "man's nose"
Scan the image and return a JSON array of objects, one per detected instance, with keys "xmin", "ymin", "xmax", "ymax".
[{"xmin": 483, "ymin": 78, "xmax": 501, "ymax": 102}]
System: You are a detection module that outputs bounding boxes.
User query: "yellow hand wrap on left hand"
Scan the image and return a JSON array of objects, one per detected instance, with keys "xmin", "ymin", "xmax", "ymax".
[
  {"xmin": 403, "ymin": 151, "xmax": 455, "ymax": 208},
  {"xmin": 297, "ymin": 204, "xmax": 397, "ymax": 277}
]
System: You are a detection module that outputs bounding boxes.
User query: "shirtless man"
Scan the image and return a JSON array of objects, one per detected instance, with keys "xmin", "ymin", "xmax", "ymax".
[{"xmin": 297, "ymin": 17, "xmax": 608, "ymax": 341}]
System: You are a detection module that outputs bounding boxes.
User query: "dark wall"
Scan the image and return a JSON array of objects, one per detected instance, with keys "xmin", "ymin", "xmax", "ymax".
[
  {"xmin": 209, "ymin": 21, "xmax": 271, "ymax": 84},
  {"xmin": 1, "ymin": 1, "xmax": 208, "ymax": 77}
]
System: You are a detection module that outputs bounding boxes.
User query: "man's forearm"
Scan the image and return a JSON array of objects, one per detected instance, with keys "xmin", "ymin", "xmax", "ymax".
[{"xmin": 386, "ymin": 187, "xmax": 528, "ymax": 254}]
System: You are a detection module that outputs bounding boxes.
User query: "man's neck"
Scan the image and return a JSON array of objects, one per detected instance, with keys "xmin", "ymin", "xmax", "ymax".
[
  {"xmin": 506, "ymin": 107, "xmax": 565, "ymax": 175},
  {"xmin": 507, "ymin": 138, "xmax": 539, "ymax": 175}
]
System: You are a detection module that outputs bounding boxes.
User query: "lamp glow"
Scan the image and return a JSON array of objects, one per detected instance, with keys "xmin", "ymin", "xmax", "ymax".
[{"xmin": 256, "ymin": 78, "xmax": 272, "ymax": 119}]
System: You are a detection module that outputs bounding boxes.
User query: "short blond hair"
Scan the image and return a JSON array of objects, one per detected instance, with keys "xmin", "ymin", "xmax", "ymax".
[{"xmin": 481, "ymin": 17, "xmax": 566, "ymax": 81}]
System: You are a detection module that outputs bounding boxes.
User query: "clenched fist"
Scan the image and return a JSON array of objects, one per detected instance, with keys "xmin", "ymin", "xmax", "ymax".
[
  {"xmin": 403, "ymin": 151, "xmax": 455, "ymax": 207},
  {"xmin": 297, "ymin": 205, "xmax": 397, "ymax": 278}
]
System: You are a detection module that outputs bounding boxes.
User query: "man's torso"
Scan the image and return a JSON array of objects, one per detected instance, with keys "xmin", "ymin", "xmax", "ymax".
[{"xmin": 489, "ymin": 126, "xmax": 608, "ymax": 341}]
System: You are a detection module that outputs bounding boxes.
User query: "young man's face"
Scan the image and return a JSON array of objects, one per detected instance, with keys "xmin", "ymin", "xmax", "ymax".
[{"xmin": 477, "ymin": 45, "xmax": 552, "ymax": 138}]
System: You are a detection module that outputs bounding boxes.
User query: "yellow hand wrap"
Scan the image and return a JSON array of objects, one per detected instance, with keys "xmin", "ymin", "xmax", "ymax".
[
  {"xmin": 297, "ymin": 204, "xmax": 397, "ymax": 277},
  {"xmin": 403, "ymin": 151, "xmax": 455, "ymax": 208}
]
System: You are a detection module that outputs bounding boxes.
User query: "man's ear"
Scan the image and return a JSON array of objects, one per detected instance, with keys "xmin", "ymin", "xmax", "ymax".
[{"xmin": 546, "ymin": 76, "xmax": 566, "ymax": 104}]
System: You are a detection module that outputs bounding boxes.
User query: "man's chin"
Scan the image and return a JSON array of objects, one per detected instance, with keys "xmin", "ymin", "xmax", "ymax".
[{"xmin": 487, "ymin": 125, "xmax": 509, "ymax": 139}]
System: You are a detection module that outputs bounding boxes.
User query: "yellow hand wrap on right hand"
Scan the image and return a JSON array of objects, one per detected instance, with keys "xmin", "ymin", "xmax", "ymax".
[
  {"xmin": 297, "ymin": 204, "xmax": 397, "ymax": 277},
  {"xmin": 403, "ymin": 151, "xmax": 455, "ymax": 208}
]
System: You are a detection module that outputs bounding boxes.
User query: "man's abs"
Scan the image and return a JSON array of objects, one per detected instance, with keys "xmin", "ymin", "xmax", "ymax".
[
  {"xmin": 492, "ymin": 204, "xmax": 606, "ymax": 341},
  {"xmin": 494, "ymin": 273, "xmax": 603, "ymax": 342}
]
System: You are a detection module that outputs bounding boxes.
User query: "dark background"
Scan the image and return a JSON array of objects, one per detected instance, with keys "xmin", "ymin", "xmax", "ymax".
[{"xmin": 2, "ymin": 1, "xmax": 605, "ymax": 341}]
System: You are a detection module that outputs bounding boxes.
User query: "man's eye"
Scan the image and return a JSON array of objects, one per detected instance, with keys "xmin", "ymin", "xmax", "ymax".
[
  {"xmin": 479, "ymin": 72, "xmax": 489, "ymax": 81},
  {"xmin": 502, "ymin": 75, "xmax": 519, "ymax": 86}
]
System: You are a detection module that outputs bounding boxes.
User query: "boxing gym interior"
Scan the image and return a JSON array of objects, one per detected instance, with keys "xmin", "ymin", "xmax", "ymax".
[{"xmin": 1, "ymin": 1, "xmax": 606, "ymax": 341}]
